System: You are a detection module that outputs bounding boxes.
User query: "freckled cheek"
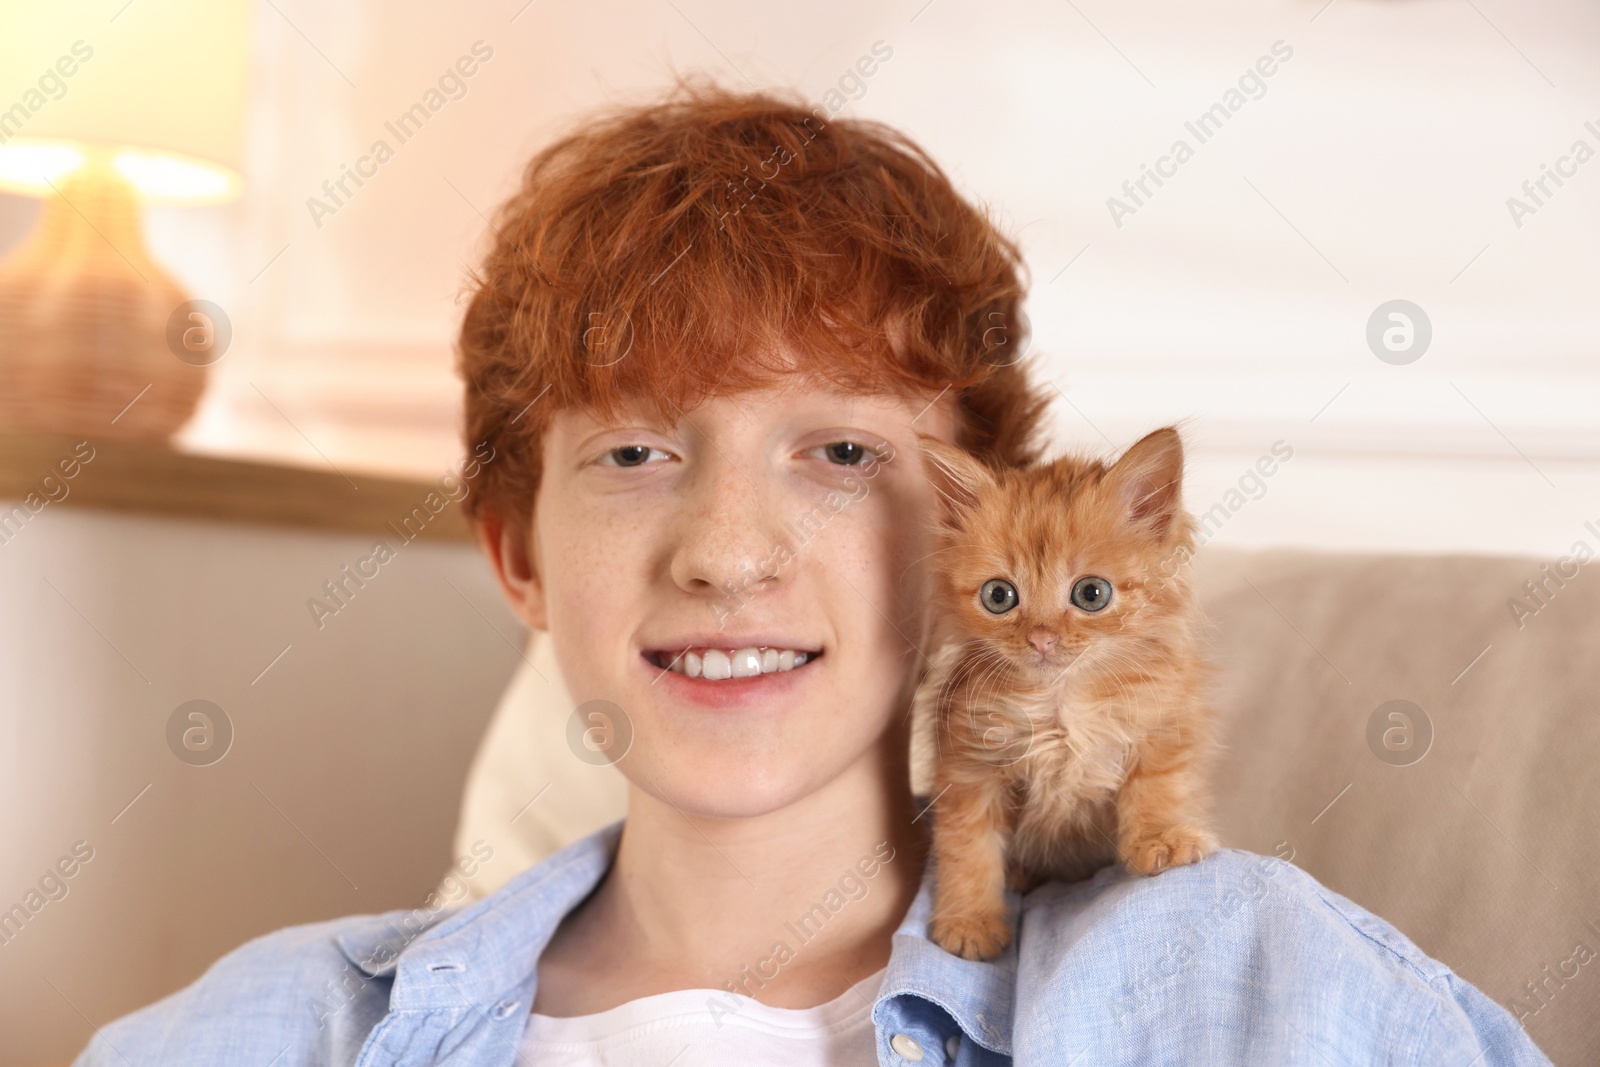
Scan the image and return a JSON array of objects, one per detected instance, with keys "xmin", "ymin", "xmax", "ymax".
[
  {"xmin": 543, "ymin": 507, "xmax": 644, "ymax": 645},
  {"xmin": 839, "ymin": 486, "xmax": 937, "ymax": 634}
]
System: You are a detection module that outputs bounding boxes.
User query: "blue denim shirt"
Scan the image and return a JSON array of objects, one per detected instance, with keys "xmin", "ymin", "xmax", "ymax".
[{"xmin": 75, "ymin": 816, "xmax": 1552, "ymax": 1066}]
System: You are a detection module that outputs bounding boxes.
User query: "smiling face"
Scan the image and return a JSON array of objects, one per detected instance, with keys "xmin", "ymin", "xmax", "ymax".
[{"xmin": 490, "ymin": 373, "xmax": 962, "ymax": 818}]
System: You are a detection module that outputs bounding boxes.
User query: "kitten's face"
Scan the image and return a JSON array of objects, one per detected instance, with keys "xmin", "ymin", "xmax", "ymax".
[{"xmin": 919, "ymin": 429, "xmax": 1192, "ymax": 689}]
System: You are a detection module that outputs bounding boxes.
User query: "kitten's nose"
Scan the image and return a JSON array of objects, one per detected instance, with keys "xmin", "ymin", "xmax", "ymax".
[{"xmin": 1028, "ymin": 629, "xmax": 1057, "ymax": 656}]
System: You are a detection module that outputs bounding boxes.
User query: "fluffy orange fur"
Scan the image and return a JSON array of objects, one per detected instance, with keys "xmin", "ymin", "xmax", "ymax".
[{"xmin": 914, "ymin": 426, "xmax": 1218, "ymax": 961}]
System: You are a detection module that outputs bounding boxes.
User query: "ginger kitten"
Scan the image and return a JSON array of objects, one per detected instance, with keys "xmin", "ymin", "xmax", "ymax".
[{"xmin": 914, "ymin": 426, "xmax": 1218, "ymax": 961}]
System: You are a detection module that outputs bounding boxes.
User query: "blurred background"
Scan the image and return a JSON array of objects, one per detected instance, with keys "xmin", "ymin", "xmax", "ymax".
[{"xmin": 1, "ymin": 0, "xmax": 1597, "ymax": 1064}]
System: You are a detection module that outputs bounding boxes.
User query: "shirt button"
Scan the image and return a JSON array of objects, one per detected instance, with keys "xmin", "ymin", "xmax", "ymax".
[
  {"xmin": 491, "ymin": 1000, "xmax": 520, "ymax": 1019},
  {"xmin": 945, "ymin": 1034, "xmax": 961, "ymax": 1059},
  {"xmin": 890, "ymin": 1033, "xmax": 925, "ymax": 1061}
]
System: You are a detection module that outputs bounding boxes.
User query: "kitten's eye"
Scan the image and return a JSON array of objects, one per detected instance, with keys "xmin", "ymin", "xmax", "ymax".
[
  {"xmin": 979, "ymin": 578, "xmax": 1018, "ymax": 615},
  {"xmin": 1071, "ymin": 576, "xmax": 1113, "ymax": 612}
]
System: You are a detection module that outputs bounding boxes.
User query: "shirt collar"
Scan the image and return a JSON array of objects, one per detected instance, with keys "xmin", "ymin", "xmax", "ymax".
[
  {"xmin": 335, "ymin": 819, "xmax": 622, "ymax": 1009},
  {"xmin": 335, "ymin": 800, "xmax": 1016, "ymax": 1055}
]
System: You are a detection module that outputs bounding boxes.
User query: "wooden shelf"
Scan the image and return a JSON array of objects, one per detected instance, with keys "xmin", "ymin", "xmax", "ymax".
[{"xmin": 0, "ymin": 430, "xmax": 474, "ymax": 542}]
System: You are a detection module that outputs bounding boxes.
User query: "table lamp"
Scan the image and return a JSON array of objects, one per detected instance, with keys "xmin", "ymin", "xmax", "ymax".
[{"xmin": 0, "ymin": 0, "xmax": 249, "ymax": 441}]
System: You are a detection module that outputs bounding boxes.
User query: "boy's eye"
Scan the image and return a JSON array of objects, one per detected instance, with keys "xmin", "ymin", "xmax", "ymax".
[
  {"xmin": 816, "ymin": 441, "xmax": 882, "ymax": 466},
  {"xmin": 604, "ymin": 444, "xmax": 663, "ymax": 467}
]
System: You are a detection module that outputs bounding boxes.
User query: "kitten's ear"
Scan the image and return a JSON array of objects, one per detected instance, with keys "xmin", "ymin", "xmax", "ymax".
[
  {"xmin": 1107, "ymin": 427, "xmax": 1184, "ymax": 536},
  {"xmin": 916, "ymin": 433, "xmax": 993, "ymax": 515}
]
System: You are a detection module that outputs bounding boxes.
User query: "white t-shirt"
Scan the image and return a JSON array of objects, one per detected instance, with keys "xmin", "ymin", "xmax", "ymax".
[{"xmin": 518, "ymin": 966, "xmax": 887, "ymax": 1065}]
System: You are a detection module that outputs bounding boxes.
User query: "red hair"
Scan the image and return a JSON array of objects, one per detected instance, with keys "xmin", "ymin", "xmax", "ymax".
[{"xmin": 457, "ymin": 76, "xmax": 1055, "ymax": 543}]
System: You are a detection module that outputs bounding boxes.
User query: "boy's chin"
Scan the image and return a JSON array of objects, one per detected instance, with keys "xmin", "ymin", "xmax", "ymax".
[{"xmin": 628, "ymin": 751, "xmax": 833, "ymax": 821}]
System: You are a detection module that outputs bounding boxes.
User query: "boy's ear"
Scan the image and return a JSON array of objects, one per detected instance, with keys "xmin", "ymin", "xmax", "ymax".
[
  {"xmin": 915, "ymin": 432, "xmax": 994, "ymax": 516},
  {"xmin": 1107, "ymin": 426, "xmax": 1184, "ymax": 536},
  {"xmin": 477, "ymin": 510, "xmax": 548, "ymax": 632}
]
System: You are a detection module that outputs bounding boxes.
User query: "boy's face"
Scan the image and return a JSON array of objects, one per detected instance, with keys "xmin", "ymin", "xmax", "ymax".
[{"xmin": 493, "ymin": 373, "xmax": 960, "ymax": 817}]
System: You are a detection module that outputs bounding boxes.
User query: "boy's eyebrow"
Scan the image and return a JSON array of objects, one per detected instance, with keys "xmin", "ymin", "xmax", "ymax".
[
  {"xmin": 562, "ymin": 406, "xmax": 676, "ymax": 447},
  {"xmin": 591, "ymin": 407, "xmax": 671, "ymax": 431}
]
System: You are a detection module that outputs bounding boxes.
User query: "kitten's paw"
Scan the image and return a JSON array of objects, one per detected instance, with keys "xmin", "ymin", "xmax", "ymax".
[
  {"xmin": 930, "ymin": 910, "xmax": 1014, "ymax": 961},
  {"xmin": 1123, "ymin": 825, "xmax": 1216, "ymax": 876}
]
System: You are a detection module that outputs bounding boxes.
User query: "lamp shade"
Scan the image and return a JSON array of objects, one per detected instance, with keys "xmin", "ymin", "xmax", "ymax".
[{"xmin": 0, "ymin": 0, "xmax": 249, "ymax": 202}]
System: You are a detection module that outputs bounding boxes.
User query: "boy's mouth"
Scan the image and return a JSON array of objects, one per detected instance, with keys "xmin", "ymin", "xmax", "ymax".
[{"xmin": 643, "ymin": 645, "xmax": 823, "ymax": 680}]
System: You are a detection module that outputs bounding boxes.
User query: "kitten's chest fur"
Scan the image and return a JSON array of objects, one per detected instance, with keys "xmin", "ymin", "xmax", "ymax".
[{"xmin": 997, "ymin": 684, "xmax": 1137, "ymax": 879}]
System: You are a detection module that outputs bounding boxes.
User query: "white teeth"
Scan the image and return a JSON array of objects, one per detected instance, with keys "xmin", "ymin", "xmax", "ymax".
[
  {"xmin": 701, "ymin": 648, "xmax": 732, "ymax": 681},
  {"xmin": 657, "ymin": 645, "xmax": 815, "ymax": 680}
]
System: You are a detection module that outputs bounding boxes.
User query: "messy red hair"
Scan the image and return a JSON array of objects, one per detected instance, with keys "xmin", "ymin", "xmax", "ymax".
[{"xmin": 457, "ymin": 76, "xmax": 1055, "ymax": 544}]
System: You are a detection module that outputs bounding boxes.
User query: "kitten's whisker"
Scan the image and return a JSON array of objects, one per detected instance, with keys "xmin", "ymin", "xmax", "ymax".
[
  {"xmin": 949, "ymin": 647, "xmax": 1018, "ymax": 761},
  {"xmin": 934, "ymin": 644, "xmax": 1002, "ymax": 753},
  {"xmin": 959, "ymin": 661, "xmax": 1006, "ymax": 738},
  {"xmin": 1088, "ymin": 647, "xmax": 1150, "ymax": 726}
]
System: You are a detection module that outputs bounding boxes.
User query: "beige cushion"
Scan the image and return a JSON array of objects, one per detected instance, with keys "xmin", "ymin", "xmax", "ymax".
[{"xmin": 448, "ymin": 546, "xmax": 1598, "ymax": 1064}]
